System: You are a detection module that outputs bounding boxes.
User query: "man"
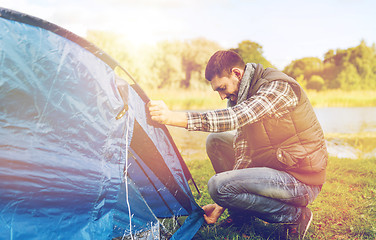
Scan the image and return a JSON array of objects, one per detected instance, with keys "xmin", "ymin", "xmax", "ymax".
[{"xmin": 147, "ymin": 50, "xmax": 327, "ymax": 239}]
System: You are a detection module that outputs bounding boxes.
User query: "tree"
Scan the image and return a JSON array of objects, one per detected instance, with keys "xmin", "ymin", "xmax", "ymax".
[
  {"xmin": 322, "ymin": 40, "xmax": 376, "ymax": 90},
  {"xmin": 349, "ymin": 40, "xmax": 376, "ymax": 89},
  {"xmin": 284, "ymin": 41, "xmax": 376, "ymax": 90},
  {"xmin": 232, "ymin": 40, "xmax": 274, "ymax": 68},
  {"xmin": 180, "ymin": 38, "xmax": 221, "ymax": 88},
  {"xmin": 150, "ymin": 40, "xmax": 185, "ymax": 88},
  {"xmin": 306, "ymin": 75, "xmax": 325, "ymax": 91},
  {"xmin": 283, "ymin": 57, "xmax": 323, "ymax": 80},
  {"xmin": 335, "ymin": 63, "xmax": 362, "ymax": 90}
]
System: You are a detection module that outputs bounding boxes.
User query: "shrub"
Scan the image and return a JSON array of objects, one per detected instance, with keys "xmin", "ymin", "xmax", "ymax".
[{"xmin": 307, "ymin": 75, "xmax": 325, "ymax": 91}]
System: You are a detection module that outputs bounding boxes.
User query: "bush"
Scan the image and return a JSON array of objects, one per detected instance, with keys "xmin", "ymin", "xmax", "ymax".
[{"xmin": 307, "ymin": 75, "xmax": 325, "ymax": 91}]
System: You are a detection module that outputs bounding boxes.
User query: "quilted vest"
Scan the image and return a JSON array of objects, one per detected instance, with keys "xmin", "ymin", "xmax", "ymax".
[{"xmin": 243, "ymin": 65, "xmax": 328, "ymax": 185}]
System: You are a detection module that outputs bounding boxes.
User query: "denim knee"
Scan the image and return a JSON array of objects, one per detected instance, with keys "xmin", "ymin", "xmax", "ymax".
[
  {"xmin": 207, "ymin": 174, "xmax": 219, "ymax": 200},
  {"xmin": 208, "ymin": 173, "xmax": 231, "ymax": 206}
]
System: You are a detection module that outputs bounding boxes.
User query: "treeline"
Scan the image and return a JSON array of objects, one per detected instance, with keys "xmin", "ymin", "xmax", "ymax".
[
  {"xmin": 86, "ymin": 31, "xmax": 376, "ymax": 91},
  {"xmin": 86, "ymin": 31, "xmax": 273, "ymax": 90},
  {"xmin": 283, "ymin": 40, "xmax": 376, "ymax": 91}
]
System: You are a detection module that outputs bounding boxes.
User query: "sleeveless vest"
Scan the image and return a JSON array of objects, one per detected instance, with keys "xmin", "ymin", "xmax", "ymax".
[{"xmin": 243, "ymin": 64, "xmax": 328, "ymax": 185}]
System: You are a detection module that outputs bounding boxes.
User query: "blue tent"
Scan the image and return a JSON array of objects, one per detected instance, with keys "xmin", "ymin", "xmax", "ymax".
[{"xmin": 0, "ymin": 7, "xmax": 204, "ymax": 239}]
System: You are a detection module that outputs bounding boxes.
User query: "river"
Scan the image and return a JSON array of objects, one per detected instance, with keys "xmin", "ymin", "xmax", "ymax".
[
  {"xmin": 315, "ymin": 107, "xmax": 376, "ymax": 159},
  {"xmin": 315, "ymin": 107, "xmax": 376, "ymax": 134}
]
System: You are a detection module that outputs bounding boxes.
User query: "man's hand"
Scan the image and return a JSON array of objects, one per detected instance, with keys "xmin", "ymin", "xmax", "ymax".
[
  {"xmin": 147, "ymin": 100, "xmax": 172, "ymax": 125},
  {"xmin": 202, "ymin": 203, "xmax": 226, "ymax": 224},
  {"xmin": 147, "ymin": 100, "xmax": 188, "ymax": 128}
]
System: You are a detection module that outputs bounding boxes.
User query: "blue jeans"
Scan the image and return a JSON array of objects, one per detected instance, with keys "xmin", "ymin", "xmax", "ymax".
[{"xmin": 206, "ymin": 132, "xmax": 322, "ymax": 223}]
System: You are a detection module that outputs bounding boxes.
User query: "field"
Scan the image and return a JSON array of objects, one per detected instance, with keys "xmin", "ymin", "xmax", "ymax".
[{"xmin": 166, "ymin": 129, "xmax": 376, "ymax": 239}]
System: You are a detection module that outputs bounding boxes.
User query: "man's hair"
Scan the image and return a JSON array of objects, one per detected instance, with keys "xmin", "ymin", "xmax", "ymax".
[{"xmin": 205, "ymin": 50, "xmax": 245, "ymax": 81}]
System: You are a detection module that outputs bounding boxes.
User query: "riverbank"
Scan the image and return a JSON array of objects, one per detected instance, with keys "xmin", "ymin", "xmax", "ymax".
[
  {"xmin": 145, "ymin": 89, "xmax": 376, "ymax": 110},
  {"xmin": 167, "ymin": 127, "xmax": 376, "ymax": 162},
  {"xmin": 325, "ymin": 132, "xmax": 376, "ymax": 159}
]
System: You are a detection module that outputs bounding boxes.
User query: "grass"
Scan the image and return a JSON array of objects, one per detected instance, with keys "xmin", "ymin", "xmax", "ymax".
[
  {"xmin": 306, "ymin": 90, "xmax": 376, "ymax": 108},
  {"xmin": 166, "ymin": 128, "xmax": 376, "ymax": 239},
  {"xmin": 145, "ymin": 89, "xmax": 376, "ymax": 110}
]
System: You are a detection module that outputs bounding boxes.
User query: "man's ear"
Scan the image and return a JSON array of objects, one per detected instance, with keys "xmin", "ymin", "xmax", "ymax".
[{"xmin": 232, "ymin": 67, "xmax": 243, "ymax": 80}]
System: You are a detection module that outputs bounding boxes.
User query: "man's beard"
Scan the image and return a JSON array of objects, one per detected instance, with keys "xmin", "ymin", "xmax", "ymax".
[{"xmin": 228, "ymin": 94, "xmax": 237, "ymax": 102}]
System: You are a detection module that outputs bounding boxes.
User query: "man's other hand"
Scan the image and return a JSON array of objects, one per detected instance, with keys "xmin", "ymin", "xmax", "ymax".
[{"xmin": 202, "ymin": 203, "xmax": 226, "ymax": 224}]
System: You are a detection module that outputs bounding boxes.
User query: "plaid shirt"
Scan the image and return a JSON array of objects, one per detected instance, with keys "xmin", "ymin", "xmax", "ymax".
[{"xmin": 186, "ymin": 80, "xmax": 299, "ymax": 170}]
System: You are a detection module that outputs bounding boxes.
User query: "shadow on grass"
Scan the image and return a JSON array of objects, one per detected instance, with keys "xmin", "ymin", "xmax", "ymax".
[{"xmin": 195, "ymin": 220, "xmax": 286, "ymax": 240}]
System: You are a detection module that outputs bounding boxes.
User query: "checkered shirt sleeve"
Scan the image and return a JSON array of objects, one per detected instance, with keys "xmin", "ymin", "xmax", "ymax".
[{"xmin": 186, "ymin": 80, "xmax": 299, "ymax": 169}]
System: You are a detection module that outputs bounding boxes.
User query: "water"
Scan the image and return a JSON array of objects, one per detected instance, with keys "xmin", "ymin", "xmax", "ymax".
[
  {"xmin": 315, "ymin": 107, "xmax": 376, "ymax": 134},
  {"xmin": 315, "ymin": 107, "xmax": 376, "ymax": 159}
]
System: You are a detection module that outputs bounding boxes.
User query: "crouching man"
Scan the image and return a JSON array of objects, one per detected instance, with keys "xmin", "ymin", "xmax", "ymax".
[{"xmin": 148, "ymin": 50, "xmax": 327, "ymax": 239}]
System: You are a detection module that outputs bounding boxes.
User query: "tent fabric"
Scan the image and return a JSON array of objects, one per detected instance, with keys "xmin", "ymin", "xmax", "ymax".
[{"xmin": 0, "ymin": 7, "xmax": 203, "ymax": 239}]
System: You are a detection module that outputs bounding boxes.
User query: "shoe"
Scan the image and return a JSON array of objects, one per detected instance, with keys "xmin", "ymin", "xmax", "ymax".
[
  {"xmin": 217, "ymin": 214, "xmax": 256, "ymax": 229},
  {"xmin": 217, "ymin": 216, "xmax": 238, "ymax": 228},
  {"xmin": 284, "ymin": 208, "xmax": 313, "ymax": 240}
]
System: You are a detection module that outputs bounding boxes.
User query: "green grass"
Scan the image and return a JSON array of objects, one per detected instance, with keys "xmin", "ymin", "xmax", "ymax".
[
  {"xmin": 145, "ymin": 89, "xmax": 376, "ymax": 110},
  {"xmin": 166, "ymin": 128, "xmax": 376, "ymax": 239},
  {"xmin": 307, "ymin": 90, "xmax": 376, "ymax": 108},
  {"xmin": 308, "ymin": 157, "xmax": 376, "ymax": 240}
]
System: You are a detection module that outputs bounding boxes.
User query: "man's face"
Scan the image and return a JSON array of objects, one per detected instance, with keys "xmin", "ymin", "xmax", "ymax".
[{"xmin": 210, "ymin": 68, "xmax": 242, "ymax": 102}]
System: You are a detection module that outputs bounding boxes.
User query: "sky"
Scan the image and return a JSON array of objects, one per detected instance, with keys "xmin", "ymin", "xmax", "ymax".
[{"xmin": 1, "ymin": 0, "xmax": 376, "ymax": 69}]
